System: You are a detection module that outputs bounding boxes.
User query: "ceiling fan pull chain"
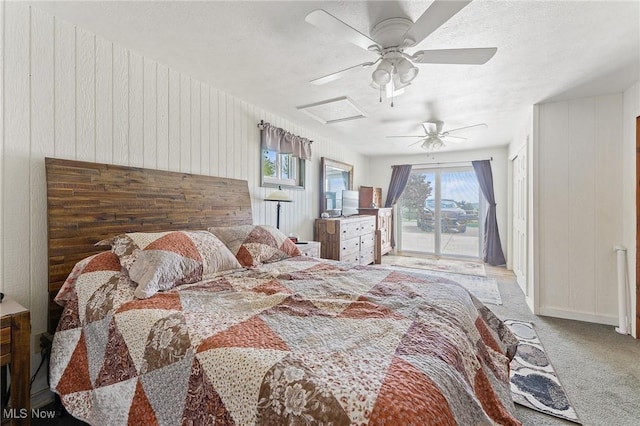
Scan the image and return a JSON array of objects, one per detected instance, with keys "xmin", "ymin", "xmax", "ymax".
[
  {"xmin": 390, "ymin": 79, "xmax": 394, "ymax": 107},
  {"xmin": 379, "ymin": 85, "xmax": 382, "ymax": 103}
]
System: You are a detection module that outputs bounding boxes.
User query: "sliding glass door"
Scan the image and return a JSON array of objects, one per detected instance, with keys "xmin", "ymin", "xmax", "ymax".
[{"xmin": 398, "ymin": 166, "xmax": 482, "ymax": 258}]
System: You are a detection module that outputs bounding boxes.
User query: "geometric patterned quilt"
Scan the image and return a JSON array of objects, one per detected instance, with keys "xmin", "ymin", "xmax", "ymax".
[{"xmin": 51, "ymin": 252, "xmax": 521, "ymax": 425}]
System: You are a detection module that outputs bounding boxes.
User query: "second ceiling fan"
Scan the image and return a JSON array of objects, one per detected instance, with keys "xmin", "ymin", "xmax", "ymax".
[
  {"xmin": 387, "ymin": 121, "xmax": 488, "ymax": 151},
  {"xmin": 305, "ymin": 0, "xmax": 497, "ymax": 101}
]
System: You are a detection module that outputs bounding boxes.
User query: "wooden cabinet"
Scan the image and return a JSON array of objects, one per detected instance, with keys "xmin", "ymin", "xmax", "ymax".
[
  {"xmin": 358, "ymin": 208, "xmax": 393, "ymax": 264},
  {"xmin": 1, "ymin": 297, "xmax": 30, "ymax": 425},
  {"xmin": 295, "ymin": 241, "xmax": 321, "ymax": 258},
  {"xmin": 359, "ymin": 186, "xmax": 382, "ymax": 208},
  {"xmin": 314, "ymin": 216, "xmax": 376, "ymax": 265}
]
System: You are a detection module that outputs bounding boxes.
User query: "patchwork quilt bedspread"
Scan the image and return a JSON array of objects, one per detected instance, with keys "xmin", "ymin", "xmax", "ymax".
[{"xmin": 51, "ymin": 252, "xmax": 520, "ymax": 425}]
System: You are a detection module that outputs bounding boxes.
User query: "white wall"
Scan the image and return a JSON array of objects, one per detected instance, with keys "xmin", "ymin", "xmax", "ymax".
[
  {"xmin": 367, "ymin": 147, "xmax": 510, "ymax": 261},
  {"xmin": 534, "ymin": 94, "xmax": 624, "ymax": 326},
  {"xmin": 622, "ymin": 81, "xmax": 639, "ymax": 337},
  {"xmin": 0, "ymin": 3, "xmax": 368, "ymax": 400}
]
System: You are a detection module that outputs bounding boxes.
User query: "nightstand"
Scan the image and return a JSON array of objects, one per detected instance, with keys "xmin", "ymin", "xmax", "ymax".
[
  {"xmin": 1, "ymin": 297, "xmax": 30, "ymax": 425},
  {"xmin": 295, "ymin": 241, "xmax": 321, "ymax": 257}
]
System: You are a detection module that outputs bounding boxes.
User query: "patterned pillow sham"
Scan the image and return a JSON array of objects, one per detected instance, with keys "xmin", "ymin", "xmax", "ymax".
[
  {"xmin": 98, "ymin": 230, "xmax": 242, "ymax": 298},
  {"xmin": 208, "ymin": 224, "xmax": 301, "ymax": 268},
  {"xmin": 95, "ymin": 232, "xmax": 163, "ymax": 271}
]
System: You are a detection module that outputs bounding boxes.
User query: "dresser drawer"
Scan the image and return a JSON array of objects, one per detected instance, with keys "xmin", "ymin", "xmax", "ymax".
[
  {"xmin": 0, "ymin": 298, "xmax": 30, "ymax": 421},
  {"xmin": 360, "ymin": 233, "xmax": 375, "ymax": 249},
  {"xmin": 360, "ymin": 246, "xmax": 375, "ymax": 265},
  {"xmin": 340, "ymin": 250, "xmax": 360, "ymax": 264},
  {"xmin": 380, "ymin": 230, "xmax": 388, "ymax": 246},
  {"xmin": 0, "ymin": 325, "xmax": 11, "ymax": 366},
  {"xmin": 359, "ymin": 217, "xmax": 376, "ymax": 234},
  {"xmin": 340, "ymin": 221, "xmax": 363, "ymax": 240},
  {"xmin": 340, "ymin": 236, "xmax": 361, "ymax": 255}
]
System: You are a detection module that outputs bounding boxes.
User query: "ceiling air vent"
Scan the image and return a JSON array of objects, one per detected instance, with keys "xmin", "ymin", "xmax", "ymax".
[{"xmin": 297, "ymin": 96, "xmax": 366, "ymax": 124}]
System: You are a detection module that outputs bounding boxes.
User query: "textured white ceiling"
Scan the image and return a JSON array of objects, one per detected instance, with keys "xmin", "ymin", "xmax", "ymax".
[{"xmin": 30, "ymin": 1, "xmax": 640, "ymax": 156}]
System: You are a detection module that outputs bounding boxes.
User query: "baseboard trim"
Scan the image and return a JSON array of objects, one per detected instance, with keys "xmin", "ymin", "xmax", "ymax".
[
  {"xmin": 524, "ymin": 295, "xmax": 535, "ymax": 313},
  {"xmin": 31, "ymin": 388, "xmax": 54, "ymax": 409},
  {"xmin": 539, "ymin": 307, "xmax": 618, "ymax": 326}
]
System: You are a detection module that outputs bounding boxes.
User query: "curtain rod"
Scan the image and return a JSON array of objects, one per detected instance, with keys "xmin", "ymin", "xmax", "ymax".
[
  {"xmin": 257, "ymin": 120, "xmax": 314, "ymax": 143},
  {"xmin": 393, "ymin": 157, "xmax": 493, "ymax": 168}
]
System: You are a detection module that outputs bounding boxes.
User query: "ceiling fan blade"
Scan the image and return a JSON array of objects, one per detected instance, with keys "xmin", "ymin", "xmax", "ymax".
[
  {"xmin": 310, "ymin": 61, "xmax": 376, "ymax": 85},
  {"xmin": 305, "ymin": 9, "xmax": 380, "ymax": 52},
  {"xmin": 444, "ymin": 123, "xmax": 488, "ymax": 134},
  {"xmin": 408, "ymin": 138, "xmax": 427, "ymax": 147},
  {"xmin": 412, "ymin": 48, "xmax": 497, "ymax": 64},
  {"xmin": 386, "ymin": 135, "xmax": 426, "ymax": 138},
  {"xmin": 402, "ymin": 0, "xmax": 472, "ymax": 46},
  {"xmin": 441, "ymin": 135, "xmax": 467, "ymax": 141}
]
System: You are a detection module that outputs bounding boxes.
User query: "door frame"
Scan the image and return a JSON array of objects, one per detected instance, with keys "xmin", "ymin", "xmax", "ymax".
[{"xmin": 636, "ymin": 115, "xmax": 639, "ymax": 336}]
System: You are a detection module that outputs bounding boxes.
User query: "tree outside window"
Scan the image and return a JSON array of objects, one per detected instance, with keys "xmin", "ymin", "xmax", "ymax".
[
  {"xmin": 402, "ymin": 174, "xmax": 433, "ymax": 221},
  {"xmin": 261, "ymin": 149, "xmax": 304, "ymax": 189}
]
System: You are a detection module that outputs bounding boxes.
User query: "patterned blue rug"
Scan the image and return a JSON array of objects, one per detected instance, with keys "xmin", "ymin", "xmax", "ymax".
[{"xmin": 505, "ymin": 320, "xmax": 581, "ymax": 424}]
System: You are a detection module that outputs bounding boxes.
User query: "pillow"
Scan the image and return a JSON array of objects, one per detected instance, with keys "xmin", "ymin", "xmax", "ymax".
[
  {"xmin": 208, "ymin": 224, "xmax": 301, "ymax": 268},
  {"xmin": 99, "ymin": 230, "xmax": 242, "ymax": 298},
  {"xmin": 96, "ymin": 232, "xmax": 171, "ymax": 271}
]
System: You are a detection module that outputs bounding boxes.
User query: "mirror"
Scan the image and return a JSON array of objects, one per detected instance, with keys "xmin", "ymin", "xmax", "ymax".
[{"xmin": 320, "ymin": 157, "xmax": 354, "ymax": 217}]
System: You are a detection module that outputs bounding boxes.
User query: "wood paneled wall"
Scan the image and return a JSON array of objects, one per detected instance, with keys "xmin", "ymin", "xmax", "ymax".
[
  {"xmin": 1, "ymin": 2, "xmax": 369, "ymax": 393},
  {"xmin": 535, "ymin": 94, "xmax": 624, "ymax": 325}
]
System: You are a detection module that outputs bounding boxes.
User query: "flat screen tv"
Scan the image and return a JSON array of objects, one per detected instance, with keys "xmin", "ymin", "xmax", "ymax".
[{"xmin": 341, "ymin": 190, "xmax": 360, "ymax": 217}]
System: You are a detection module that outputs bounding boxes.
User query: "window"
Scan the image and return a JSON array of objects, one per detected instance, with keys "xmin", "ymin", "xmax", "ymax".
[
  {"xmin": 261, "ymin": 149, "xmax": 305, "ymax": 189},
  {"xmin": 399, "ymin": 166, "xmax": 482, "ymax": 258}
]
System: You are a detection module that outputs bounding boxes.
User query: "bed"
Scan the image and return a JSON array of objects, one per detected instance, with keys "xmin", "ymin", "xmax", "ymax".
[{"xmin": 46, "ymin": 158, "xmax": 520, "ymax": 425}]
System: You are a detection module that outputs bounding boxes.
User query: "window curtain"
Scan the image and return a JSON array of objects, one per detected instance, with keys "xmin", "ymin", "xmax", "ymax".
[
  {"xmin": 260, "ymin": 122, "xmax": 312, "ymax": 160},
  {"xmin": 385, "ymin": 164, "xmax": 413, "ymax": 248},
  {"xmin": 472, "ymin": 160, "xmax": 506, "ymax": 266}
]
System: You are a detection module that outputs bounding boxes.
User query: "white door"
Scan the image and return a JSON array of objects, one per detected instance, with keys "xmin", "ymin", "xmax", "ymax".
[{"xmin": 512, "ymin": 145, "xmax": 528, "ymax": 293}]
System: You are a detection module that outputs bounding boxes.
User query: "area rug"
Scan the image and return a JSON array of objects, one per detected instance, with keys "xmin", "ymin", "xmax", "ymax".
[
  {"xmin": 382, "ymin": 254, "xmax": 486, "ymax": 277},
  {"xmin": 504, "ymin": 320, "xmax": 581, "ymax": 424},
  {"xmin": 381, "ymin": 265, "xmax": 502, "ymax": 305}
]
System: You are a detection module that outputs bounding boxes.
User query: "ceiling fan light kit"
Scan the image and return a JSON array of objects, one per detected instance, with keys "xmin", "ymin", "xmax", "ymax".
[
  {"xmin": 421, "ymin": 136, "xmax": 445, "ymax": 151},
  {"xmin": 371, "ymin": 54, "xmax": 419, "ymax": 85},
  {"xmin": 305, "ymin": 0, "xmax": 497, "ymax": 107},
  {"xmin": 395, "ymin": 58, "xmax": 419, "ymax": 84},
  {"xmin": 391, "ymin": 73, "xmax": 411, "ymax": 90},
  {"xmin": 372, "ymin": 59, "xmax": 394, "ymax": 85}
]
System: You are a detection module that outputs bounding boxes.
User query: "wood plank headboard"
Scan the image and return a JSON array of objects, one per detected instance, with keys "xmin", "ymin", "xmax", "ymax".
[{"xmin": 45, "ymin": 157, "xmax": 253, "ymax": 333}]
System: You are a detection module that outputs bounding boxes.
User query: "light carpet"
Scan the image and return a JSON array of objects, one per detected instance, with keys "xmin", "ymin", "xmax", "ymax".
[
  {"xmin": 382, "ymin": 254, "xmax": 487, "ymax": 277},
  {"xmin": 381, "ymin": 265, "xmax": 502, "ymax": 305},
  {"xmin": 504, "ymin": 320, "xmax": 581, "ymax": 424}
]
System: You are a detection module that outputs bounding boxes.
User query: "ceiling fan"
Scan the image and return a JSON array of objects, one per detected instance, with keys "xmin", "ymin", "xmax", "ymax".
[
  {"xmin": 387, "ymin": 121, "xmax": 487, "ymax": 151},
  {"xmin": 305, "ymin": 0, "xmax": 497, "ymax": 103}
]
